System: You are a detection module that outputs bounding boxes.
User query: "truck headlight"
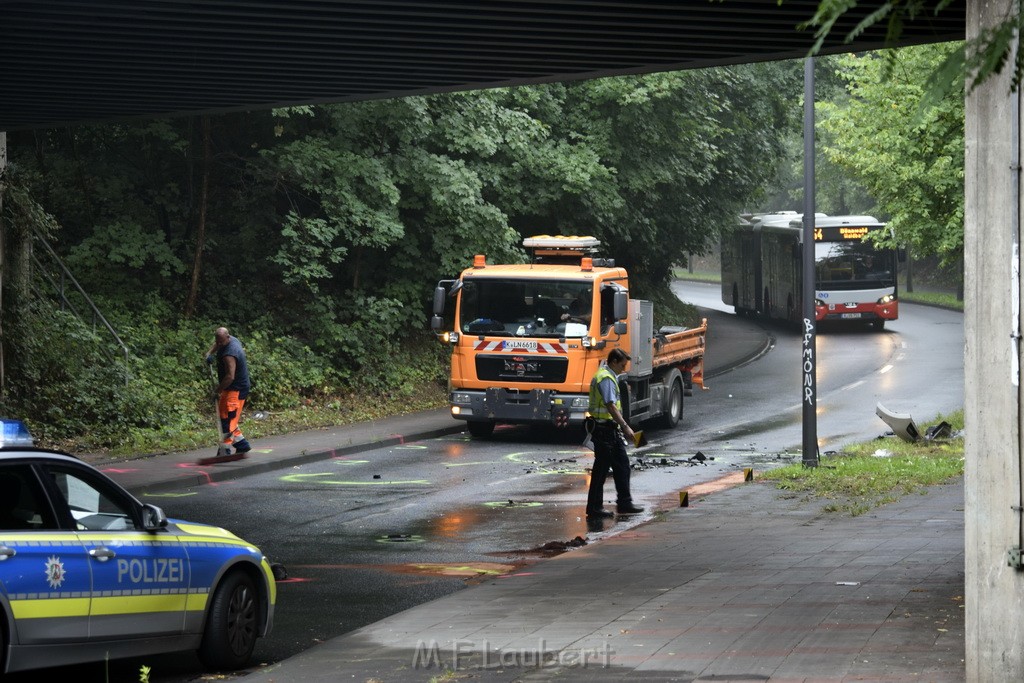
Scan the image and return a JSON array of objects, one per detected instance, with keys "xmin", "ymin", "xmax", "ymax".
[
  {"xmin": 570, "ymin": 397, "xmax": 589, "ymax": 409},
  {"xmin": 442, "ymin": 331, "xmax": 460, "ymax": 343},
  {"xmin": 451, "ymin": 392, "xmax": 472, "ymax": 404}
]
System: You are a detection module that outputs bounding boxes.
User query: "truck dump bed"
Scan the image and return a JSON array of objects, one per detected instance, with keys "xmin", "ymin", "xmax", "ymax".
[{"xmin": 653, "ymin": 318, "xmax": 707, "ymax": 389}]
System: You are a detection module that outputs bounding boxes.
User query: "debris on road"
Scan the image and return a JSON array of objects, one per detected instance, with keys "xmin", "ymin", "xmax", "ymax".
[{"xmin": 631, "ymin": 451, "xmax": 714, "ymax": 471}]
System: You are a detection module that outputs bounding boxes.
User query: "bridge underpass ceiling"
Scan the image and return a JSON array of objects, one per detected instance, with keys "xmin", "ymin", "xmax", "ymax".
[{"xmin": 0, "ymin": 1, "xmax": 965, "ymax": 132}]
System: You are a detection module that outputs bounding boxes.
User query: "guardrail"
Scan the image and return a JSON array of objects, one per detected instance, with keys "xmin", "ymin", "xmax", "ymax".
[{"xmin": 28, "ymin": 228, "xmax": 130, "ymax": 363}]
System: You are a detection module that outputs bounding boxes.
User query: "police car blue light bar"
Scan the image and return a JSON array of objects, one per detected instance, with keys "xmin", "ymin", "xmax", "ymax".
[{"xmin": 0, "ymin": 419, "xmax": 34, "ymax": 447}]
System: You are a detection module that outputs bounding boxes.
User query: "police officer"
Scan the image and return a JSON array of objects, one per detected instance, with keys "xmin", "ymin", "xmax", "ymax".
[{"xmin": 586, "ymin": 348, "xmax": 644, "ymax": 518}]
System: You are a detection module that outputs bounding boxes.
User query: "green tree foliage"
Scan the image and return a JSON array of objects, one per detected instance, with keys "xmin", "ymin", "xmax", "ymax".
[
  {"xmin": 817, "ymin": 43, "xmax": 965, "ymax": 265},
  {"xmin": 548, "ymin": 65, "xmax": 802, "ymax": 289},
  {"xmin": 803, "ymin": 0, "xmax": 1016, "ymax": 93},
  {"xmin": 3, "ymin": 64, "xmax": 799, "ymax": 449}
]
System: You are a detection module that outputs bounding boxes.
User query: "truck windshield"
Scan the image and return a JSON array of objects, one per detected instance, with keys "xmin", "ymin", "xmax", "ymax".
[
  {"xmin": 459, "ymin": 279, "xmax": 594, "ymax": 338},
  {"xmin": 815, "ymin": 242, "xmax": 896, "ymax": 290}
]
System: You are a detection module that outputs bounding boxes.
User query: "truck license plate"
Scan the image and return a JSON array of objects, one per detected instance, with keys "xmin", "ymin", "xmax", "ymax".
[
  {"xmin": 504, "ymin": 340, "xmax": 537, "ymax": 350},
  {"xmin": 840, "ymin": 313, "xmax": 862, "ymax": 319}
]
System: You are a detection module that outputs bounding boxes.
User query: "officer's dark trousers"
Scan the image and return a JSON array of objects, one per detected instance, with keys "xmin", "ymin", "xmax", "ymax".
[{"xmin": 586, "ymin": 426, "xmax": 633, "ymax": 512}]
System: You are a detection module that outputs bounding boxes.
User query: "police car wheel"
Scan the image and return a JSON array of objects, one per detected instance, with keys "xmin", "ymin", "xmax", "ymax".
[
  {"xmin": 0, "ymin": 606, "xmax": 7, "ymax": 673},
  {"xmin": 198, "ymin": 570, "xmax": 260, "ymax": 670}
]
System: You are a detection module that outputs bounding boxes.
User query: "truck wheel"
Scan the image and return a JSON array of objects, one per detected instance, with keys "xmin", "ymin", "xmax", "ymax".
[
  {"xmin": 618, "ymin": 381, "xmax": 633, "ymax": 427},
  {"xmin": 467, "ymin": 421, "xmax": 495, "ymax": 438},
  {"xmin": 198, "ymin": 570, "xmax": 260, "ymax": 670},
  {"xmin": 659, "ymin": 380, "xmax": 683, "ymax": 428}
]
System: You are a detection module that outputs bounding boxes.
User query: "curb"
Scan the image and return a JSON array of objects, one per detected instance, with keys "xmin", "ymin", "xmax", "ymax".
[{"xmin": 129, "ymin": 423, "xmax": 468, "ymax": 496}]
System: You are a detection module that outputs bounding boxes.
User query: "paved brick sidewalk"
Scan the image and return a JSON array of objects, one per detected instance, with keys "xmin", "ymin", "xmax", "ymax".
[{"xmin": 243, "ymin": 477, "xmax": 965, "ymax": 682}]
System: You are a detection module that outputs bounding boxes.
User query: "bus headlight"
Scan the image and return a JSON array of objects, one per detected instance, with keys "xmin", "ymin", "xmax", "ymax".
[
  {"xmin": 877, "ymin": 293, "xmax": 895, "ymax": 305},
  {"xmin": 814, "ymin": 298, "xmax": 825, "ymax": 307}
]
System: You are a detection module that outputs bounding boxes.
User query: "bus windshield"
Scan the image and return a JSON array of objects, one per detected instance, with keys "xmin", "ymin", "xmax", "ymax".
[
  {"xmin": 815, "ymin": 242, "xmax": 896, "ymax": 290},
  {"xmin": 459, "ymin": 279, "xmax": 595, "ymax": 338}
]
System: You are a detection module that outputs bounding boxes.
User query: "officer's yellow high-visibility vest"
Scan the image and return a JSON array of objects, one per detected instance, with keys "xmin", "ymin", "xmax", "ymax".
[{"xmin": 588, "ymin": 364, "xmax": 620, "ymax": 420}]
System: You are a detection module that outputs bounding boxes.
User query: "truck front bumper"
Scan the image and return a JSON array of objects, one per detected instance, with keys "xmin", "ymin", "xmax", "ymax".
[{"xmin": 450, "ymin": 388, "xmax": 589, "ymax": 426}]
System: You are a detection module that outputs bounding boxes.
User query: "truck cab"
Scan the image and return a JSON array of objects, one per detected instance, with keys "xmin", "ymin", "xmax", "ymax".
[{"xmin": 432, "ymin": 235, "xmax": 705, "ymax": 437}]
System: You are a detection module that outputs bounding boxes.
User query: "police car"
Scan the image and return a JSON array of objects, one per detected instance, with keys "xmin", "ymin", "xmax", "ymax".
[{"xmin": 0, "ymin": 420, "xmax": 277, "ymax": 673}]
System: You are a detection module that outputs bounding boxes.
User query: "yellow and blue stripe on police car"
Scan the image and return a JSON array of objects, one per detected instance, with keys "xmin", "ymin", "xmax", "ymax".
[{"xmin": 0, "ymin": 522, "xmax": 274, "ymax": 644}]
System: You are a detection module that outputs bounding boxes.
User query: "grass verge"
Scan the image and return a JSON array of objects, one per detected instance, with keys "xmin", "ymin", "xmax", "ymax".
[
  {"xmin": 61, "ymin": 381, "xmax": 450, "ymax": 459},
  {"xmin": 759, "ymin": 409, "xmax": 965, "ymax": 516},
  {"xmin": 898, "ymin": 287, "xmax": 963, "ymax": 311}
]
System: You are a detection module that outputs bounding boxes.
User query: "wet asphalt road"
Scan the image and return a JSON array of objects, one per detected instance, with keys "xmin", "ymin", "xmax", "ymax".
[{"xmin": 17, "ymin": 282, "xmax": 965, "ymax": 682}]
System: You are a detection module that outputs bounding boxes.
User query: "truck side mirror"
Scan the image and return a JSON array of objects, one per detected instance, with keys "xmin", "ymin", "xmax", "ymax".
[
  {"xmin": 432, "ymin": 286, "xmax": 446, "ymax": 316},
  {"xmin": 431, "ymin": 315, "xmax": 444, "ymax": 331},
  {"xmin": 614, "ymin": 291, "xmax": 628, "ymax": 321},
  {"xmin": 614, "ymin": 321, "xmax": 627, "ymax": 335},
  {"xmin": 897, "ymin": 247, "xmax": 907, "ymax": 263}
]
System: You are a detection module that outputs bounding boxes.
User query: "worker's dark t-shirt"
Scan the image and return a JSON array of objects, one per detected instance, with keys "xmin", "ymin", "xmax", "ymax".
[{"xmin": 218, "ymin": 336, "xmax": 251, "ymax": 398}]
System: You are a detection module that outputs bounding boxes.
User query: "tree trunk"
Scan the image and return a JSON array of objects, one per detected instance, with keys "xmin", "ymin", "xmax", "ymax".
[
  {"xmin": 0, "ymin": 134, "xmax": 43, "ymax": 408},
  {"xmin": 183, "ymin": 116, "xmax": 211, "ymax": 318},
  {"xmin": 905, "ymin": 245, "xmax": 914, "ymax": 293}
]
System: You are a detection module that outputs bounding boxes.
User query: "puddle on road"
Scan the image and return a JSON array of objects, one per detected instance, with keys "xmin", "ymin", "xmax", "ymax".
[{"xmin": 712, "ymin": 413, "xmax": 802, "ymax": 441}]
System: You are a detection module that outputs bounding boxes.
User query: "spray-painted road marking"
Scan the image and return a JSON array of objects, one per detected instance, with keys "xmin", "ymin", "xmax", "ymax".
[
  {"xmin": 332, "ymin": 459, "xmax": 370, "ymax": 466},
  {"xmin": 280, "ymin": 472, "xmax": 431, "ymax": 486},
  {"xmin": 143, "ymin": 492, "xmax": 198, "ymax": 498},
  {"xmin": 483, "ymin": 501, "xmax": 543, "ymax": 508},
  {"xmin": 505, "ymin": 451, "xmax": 542, "ymax": 463}
]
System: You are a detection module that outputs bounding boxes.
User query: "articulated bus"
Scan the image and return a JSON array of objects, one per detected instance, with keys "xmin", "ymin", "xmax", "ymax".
[{"xmin": 721, "ymin": 214, "xmax": 900, "ymax": 330}]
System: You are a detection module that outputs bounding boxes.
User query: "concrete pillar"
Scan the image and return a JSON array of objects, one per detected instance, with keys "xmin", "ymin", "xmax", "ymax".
[{"xmin": 965, "ymin": 0, "xmax": 1024, "ymax": 678}]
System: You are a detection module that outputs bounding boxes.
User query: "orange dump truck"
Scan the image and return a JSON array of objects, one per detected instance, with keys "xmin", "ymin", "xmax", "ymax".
[{"xmin": 430, "ymin": 235, "xmax": 708, "ymax": 437}]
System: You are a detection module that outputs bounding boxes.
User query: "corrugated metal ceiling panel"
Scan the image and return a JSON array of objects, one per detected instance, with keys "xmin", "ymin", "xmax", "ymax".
[{"xmin": 0, "ymin": 1, "xmax": 965, "ymax": 131}]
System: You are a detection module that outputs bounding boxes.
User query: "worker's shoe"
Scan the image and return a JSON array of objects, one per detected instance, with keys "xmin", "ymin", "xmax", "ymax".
[
  {"xmin": 586, "ymin": 508, "xmax": 614, "ymax": 519},
  {"xmin": 617, "ymin": 503, "xmax": 644, "ymax": 514},
  {"xmin": 233, "ymin": 439, "xmax": 252, "ymax": 454}
]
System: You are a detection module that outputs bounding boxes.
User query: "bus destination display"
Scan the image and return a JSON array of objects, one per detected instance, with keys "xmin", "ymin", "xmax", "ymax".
[{"xmin": 813, "ymin": 225, "xmax": 872, "ymax": 241}]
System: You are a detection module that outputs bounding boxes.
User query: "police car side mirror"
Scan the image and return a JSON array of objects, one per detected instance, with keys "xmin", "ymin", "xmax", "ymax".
[{"xmin": 141, "ymin": 503, "xmax": 169, "ymax": 531}]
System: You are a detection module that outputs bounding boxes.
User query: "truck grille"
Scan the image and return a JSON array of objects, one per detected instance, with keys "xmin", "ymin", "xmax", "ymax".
[{"xmin": 476, "ymin": 354, "xmax": 568, "ymax": 383}]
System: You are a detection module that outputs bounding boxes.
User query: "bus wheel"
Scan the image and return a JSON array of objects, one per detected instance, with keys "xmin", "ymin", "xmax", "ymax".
[
  {"xmin": 763, "ymin": 290, "xmax": 771, "ymax": 319},
  {"xmin": 467, "ymin": 420, "xmax": 495, "ymax": 438},
  {"xmin": 872, "ymin": 319, "xmax": 886, "ymax": 331},
  {"xmin": 659, "ymin": 380, "xmax": 683, "ymax": 429}
]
